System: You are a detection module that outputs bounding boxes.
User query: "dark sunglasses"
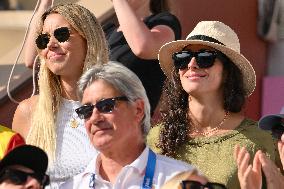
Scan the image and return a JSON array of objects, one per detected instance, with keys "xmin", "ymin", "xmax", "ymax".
[
  {"xmin": 172, "ymin": 50, "xmax": 222, "ymax": 70},
  {"xmin": 75, "ymin": 96, "xmax": 129, "ymax": 119},
  {"xmin": 181, "ymin": 180, "xmax": 227, "ymax": 189},
  {"xmin": 0, "ymin": 168, "xmax": 50, "ymax": 187},
  {"xmin": 36, "ymin": 27, "xmax": 70, "ymax": 49}
]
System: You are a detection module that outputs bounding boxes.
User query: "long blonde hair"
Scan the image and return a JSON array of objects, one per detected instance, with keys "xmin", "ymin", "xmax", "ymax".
[
  {"xmin": 26, "ymin": 3, "xmax": 109, "ymax": 161},
  {"xmin": 161, "ymin": 170, "xmax": 199, "ymax": 189}
]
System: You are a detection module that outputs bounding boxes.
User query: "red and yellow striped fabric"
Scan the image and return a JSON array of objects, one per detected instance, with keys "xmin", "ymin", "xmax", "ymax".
[{"xmin": 0, "ymin": 125, "xmax": 25, "ymax": 159}]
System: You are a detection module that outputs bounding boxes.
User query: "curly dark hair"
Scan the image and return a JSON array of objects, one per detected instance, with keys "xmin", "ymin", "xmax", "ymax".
[
  {"xmin": 157, "ymin": 53, "xmax": 246, "ymax": 157},
  {"xmin": 150, "ymin": 0, "xmax": 169, "ymax": 14}
]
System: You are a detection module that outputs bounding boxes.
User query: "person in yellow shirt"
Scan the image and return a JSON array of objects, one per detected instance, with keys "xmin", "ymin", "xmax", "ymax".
[{"xmin": 0, "ymin": 125, "xmax": 25, "ymax": 159}]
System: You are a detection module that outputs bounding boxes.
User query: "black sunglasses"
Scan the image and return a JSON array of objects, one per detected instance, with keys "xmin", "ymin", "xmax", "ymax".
[
  {"xmin": 36, "ymin": 27, "xmax": 70, "ymax": 49},
  {"xmin": 75, "ymin": 96, "xmax": 129, "ymax": 119},
  {"xmin": 181, "ymin": 180, "xmax": 227, "ymax": 189},
  {"xmin": 0, "ymin": 168, "xmax": 50, "ymax": 187},
  {"xmin": 172, "ymin": 50, "xmax": 222, "ymax": 70}
]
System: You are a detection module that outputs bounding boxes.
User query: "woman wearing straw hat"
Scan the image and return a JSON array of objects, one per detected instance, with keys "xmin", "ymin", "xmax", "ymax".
[{"xmin": 147, "ymin": 21, "xmax": 278, "ymax": 189}]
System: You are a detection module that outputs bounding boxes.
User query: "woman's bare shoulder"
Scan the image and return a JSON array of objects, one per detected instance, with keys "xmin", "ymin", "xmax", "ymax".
[
  {"xmin": 12, "ymin": 95, "xmax": 38, "ymax": 139},
  {"xmin": 15, "ymin": 96, "xmax": 38, "ymax": 115}
]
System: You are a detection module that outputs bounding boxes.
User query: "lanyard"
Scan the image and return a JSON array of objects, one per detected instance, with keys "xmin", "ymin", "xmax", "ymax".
[
  {"xmin": 141, "ymin": 149, "xmax": 156, "ymax": 189},
  {"xmin": 89, "ymin": 149, "xmax": 157, "ymax": 189}
]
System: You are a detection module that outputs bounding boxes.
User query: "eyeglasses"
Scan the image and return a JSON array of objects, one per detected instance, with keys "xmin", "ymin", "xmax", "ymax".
[
  {"xmin": 172, "ymin": 50, "xmax": 221, "ymax": 70},
  {"xmin": 181, "ymin": 180, "xmax": 227, "ymax": 189},
  {"xmin": 36, "ymin": 27, "xmax": 70, "ymax": 49},
  {"xmin": 0, "ymin": 168, "xmax": 50, "ymax": 187},
  {"xmin": 75, "ymin": 96, "xmax": 129, "ymax": 119}
]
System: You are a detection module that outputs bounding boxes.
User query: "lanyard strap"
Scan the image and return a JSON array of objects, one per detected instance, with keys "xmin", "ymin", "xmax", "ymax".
[
  {"xmin": 141, "ymin": 149, "xmax": 156, "ymax": 189},
  {"xmin": 89, "ymin": 149, "xmax": 157, "ymax": 189}
]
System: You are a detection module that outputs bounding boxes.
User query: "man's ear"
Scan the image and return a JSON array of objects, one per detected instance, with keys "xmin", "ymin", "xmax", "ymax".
[{"xmin": 134, "ymin": 99, "xmax": 145, "ymax": 123}]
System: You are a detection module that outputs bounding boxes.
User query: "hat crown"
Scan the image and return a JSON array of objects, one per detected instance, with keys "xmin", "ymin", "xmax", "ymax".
[{"xmin": 186, "ymin": 21, "xmax": 240, "ymax": 53}]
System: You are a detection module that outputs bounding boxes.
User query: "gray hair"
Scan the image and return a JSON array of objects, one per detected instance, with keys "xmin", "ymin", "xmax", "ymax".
[{"xmin": 77, "ymin": 61, "xmax": 151, "ymax": 134}]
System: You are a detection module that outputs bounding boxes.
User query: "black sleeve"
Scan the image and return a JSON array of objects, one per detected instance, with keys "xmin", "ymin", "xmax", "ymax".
[
  {"xmin": 144, "ymin": 12, "xmax": 182, "ymax": 40},
  {"xmin": 102, "ymin": 22, "xmax": 116, "ymax": 39}
]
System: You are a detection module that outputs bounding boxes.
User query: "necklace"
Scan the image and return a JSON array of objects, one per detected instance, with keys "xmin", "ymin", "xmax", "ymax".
[
  {"xmin": 70, "ymin": 108, "xmax": 79, "ymax": 128},
  {"xmin": 70, "ymin": 117, "xmax": 78, "ymax": 128},
  {"xmin": 190, "ymin": 111, "xmax": 230, "ymax": 136}
]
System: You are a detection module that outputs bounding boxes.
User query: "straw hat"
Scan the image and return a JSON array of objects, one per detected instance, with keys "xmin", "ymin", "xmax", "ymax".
[
  {"xmin": 53, "ymin": 0, "xmax": 79, "ymax": 5},
  {"xmin": 158, "ymin": 21, "xmax": 256, "ymax": 96}
]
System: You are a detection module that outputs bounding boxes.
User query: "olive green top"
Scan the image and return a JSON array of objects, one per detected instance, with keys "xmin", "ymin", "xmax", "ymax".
[{"xmin": 147, "ymin": 119, "xmax": 278, "ymax": 189}]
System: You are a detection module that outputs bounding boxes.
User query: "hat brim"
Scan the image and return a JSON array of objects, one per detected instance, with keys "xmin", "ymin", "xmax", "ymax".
[
  {"xmin": 53, "ymin": 0, "xmax": 79, "ymax": 5},
  {"xmin": 258, "ymin": 114, "xmax": 284, "ymax": 130},
  {"xmin": 158, "ymin": 40, "xmax": 256, "ymax": 96},
  {"xmin": 0, "ymin": 145, "xmax": 48, "ymax": 179}
]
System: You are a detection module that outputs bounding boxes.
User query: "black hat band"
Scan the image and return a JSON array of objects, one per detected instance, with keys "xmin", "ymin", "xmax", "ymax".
[{"xmin": 187, "ymin": 35, "xmax": 224, "ymax": 46}]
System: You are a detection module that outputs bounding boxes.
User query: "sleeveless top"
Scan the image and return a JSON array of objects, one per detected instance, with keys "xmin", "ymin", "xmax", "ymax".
[
  {"xmin": 46, "ymin": 98, "xmax": 98, "ymax": 189},
  {"xmin": 103, "ymin": 12, "xmax": 181, "ymax": 115},
  {"xmin": 147, "ymin": 118, "xmax": 278, "ymax": 189}
]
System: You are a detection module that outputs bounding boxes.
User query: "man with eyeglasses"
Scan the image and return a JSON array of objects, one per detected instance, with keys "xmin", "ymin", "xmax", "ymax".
[
  {"xmin": 60, "ymin": 62, "xmax": 196, "ymax": 189},
  {"xmin": 0, "ymin": 145, "xmax": 50, "ymax": 189}
]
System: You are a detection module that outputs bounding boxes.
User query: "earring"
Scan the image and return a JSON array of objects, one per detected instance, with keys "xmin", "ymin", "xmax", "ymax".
[{"xmin": 188, "ymin": 95, "xmax": 192, "ymax": 102}]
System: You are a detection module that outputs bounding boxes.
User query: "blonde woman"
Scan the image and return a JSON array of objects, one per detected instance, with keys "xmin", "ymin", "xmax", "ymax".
[
  {"xmin": 161, "ymin": 170, "xmax": 226, "ymax": 189},
  {"xmin": 12, "ymin": 4, "xmax": 109, "ymax": 188}
]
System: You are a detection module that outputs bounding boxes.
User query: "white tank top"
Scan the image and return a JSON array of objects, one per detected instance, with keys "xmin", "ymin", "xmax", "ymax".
[{"xmin": 46, "ymin": 98, "xmax": 98, "ymax": 189}]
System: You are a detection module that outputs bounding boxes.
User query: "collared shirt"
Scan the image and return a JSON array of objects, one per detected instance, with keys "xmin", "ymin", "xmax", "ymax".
[{"xmin": 60, "ymin": 146, "xmax": 195, "ymax": 189}]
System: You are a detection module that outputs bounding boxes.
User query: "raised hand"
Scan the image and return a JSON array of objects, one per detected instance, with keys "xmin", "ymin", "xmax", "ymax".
[
  {"xmin": 234, "ymin": 145, "xmax": 262, "ymax": 189},
  {"xmin": 278, "ymin": 134, "xmax": 284, "ymax": 170},
  {"xmin": 258, "ymin": 150, "xmax": 284, "ymax": 189}
]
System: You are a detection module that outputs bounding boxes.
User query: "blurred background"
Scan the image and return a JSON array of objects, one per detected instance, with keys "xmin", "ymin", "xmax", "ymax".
[{"xmin": 0, "ymin": 0, "xmax": 283, "ymax": 127}]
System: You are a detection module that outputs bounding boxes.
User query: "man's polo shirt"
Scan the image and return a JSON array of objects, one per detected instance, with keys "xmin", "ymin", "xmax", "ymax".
[{"xmin": 60, "ymin": 146, "xmax": 195, "ymax": 189}]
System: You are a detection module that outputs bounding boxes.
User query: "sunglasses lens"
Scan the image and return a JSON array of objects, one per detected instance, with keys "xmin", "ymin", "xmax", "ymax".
[
  {"xmin": 182, "ymin": 181, "xmax": 201, "ymax": 189},
  {"xmin": 96, "ymin": 99, "xmax": 115, "ymax": 113},
  {"xmin": 36, "ymin": 33, "xmax": 49, "ymax": 49},
  {"xmin": 208, "ymin": 183, "xmax": 227, "ymax": 189},
  {"xmin": 76, "ymin": 96, "xmax": 128, "ymax": 119},
  {"xmin": 76, "ymin": 105, "xmax": 94, "ymax": 119},
  {"xmin": 35, "ymin": 27, "xmax": 70, "ymax": 49},
  {"xmin": 196, "ymin": 51, "xmax": 216, "ymax": 68},
  {"xmin": 54, "ymin": 27, "xmax": 70, "ymax": 43},
  {"xmin": 75, "ymin": 100, "xmax": 114, "ymax": 119},
  {"xmin": 182, "ymin": 181, "xmax": 227, "ymax": 189},
  {"xmin": 173, "ymin": 50, "xmax": 217, "ymax": 70},
  {"xmin": 173, "ymin": 51, "xmax": 192, "ymax": 70}
]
